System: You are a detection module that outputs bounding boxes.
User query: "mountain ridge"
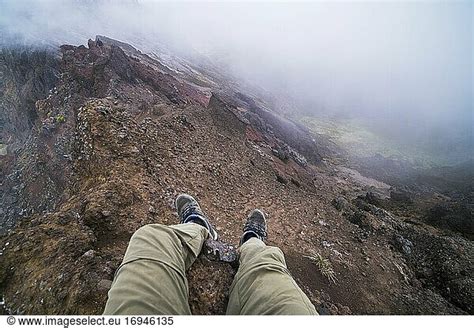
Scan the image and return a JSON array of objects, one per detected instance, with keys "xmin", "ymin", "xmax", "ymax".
[{"xmin": 0, "ymin": 37, "xmax": 472, "ymax": 315}]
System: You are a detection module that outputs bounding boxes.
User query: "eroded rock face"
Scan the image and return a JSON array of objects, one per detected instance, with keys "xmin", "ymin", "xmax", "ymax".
[
  {"xmin": 0, "ymin": 48, "xmax": 59, "ymax": 142},
  {"xmin": 0, "ymin": 48, "xmax": 61, "ymax": 232}
]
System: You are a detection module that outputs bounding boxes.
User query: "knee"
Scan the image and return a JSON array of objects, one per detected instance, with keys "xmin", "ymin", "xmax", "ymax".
[
  {"xmin": 261, "ymin": 246, "xmax": 287, "ymax": 267},
  {"xmin": 123, "ymin": 224, "xmax": 180, "ymax": 262},
  {"xmin": 130, "ymin": 224, "xmax": 171, "ymax": 242},
  {"xmin": 240, "ymin": 242, "xmax": 287, "ymax": 269}
]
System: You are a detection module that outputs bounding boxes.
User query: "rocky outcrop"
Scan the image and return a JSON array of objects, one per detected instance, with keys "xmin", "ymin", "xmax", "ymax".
[{"xmin": 0, "ymin": 48, "xmax": 60, "ymax": 232}]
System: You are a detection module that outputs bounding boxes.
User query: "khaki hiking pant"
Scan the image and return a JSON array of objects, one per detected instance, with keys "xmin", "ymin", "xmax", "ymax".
[{"xmin": 103, "ymin": 223, "xmax": 318, "ymax": 315}]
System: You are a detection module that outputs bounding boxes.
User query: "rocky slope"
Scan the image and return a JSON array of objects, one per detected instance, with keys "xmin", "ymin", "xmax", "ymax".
[{"xmin": 0, "ymin": 37, "xmax": 472, "ymax": 314}]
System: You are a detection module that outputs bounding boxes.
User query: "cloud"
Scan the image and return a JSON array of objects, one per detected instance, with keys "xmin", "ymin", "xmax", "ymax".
[{"xmin": 1, "ymin": 0, "xmax": 472, "ymax": 161}]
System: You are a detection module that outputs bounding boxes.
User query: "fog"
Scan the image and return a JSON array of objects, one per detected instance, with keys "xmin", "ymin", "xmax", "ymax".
[{"xmin": 1, "ymin": 0, "xmax": 472, "ymax": 164}]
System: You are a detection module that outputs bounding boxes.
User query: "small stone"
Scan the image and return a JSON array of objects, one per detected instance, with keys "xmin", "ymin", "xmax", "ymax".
[
  {"xmin": 321, "ymin": 241, "xmax": 332, "ymax": 248},
  {"xmin": 394, "ymin": 234, "xmax": 413, "ymax": 255},
  {"xmin": 83, "ymin": 250, "xmax": 95, "ymax": 258},
  {"xmin": 97, "ymin": 279, "xmax": 113, "ymax": 291}
]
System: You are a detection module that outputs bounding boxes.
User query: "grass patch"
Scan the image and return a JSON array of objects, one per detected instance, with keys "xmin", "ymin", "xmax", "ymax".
[
  {"xmin": 55, "ymin": 114, "xmax": 66, "ymax": 123},
  {"xmin": 298, "ymin": 115, "xmax": 441, "ymax": 168},
  {"xmin": 304, "ymin": 252, "xmax": 338, "ymax": 284}
]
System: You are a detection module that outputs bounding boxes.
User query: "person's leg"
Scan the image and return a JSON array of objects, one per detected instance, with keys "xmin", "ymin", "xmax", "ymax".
[
  {"xmin": 226, "ymin": 211, "xmax": 318, "ymax": 315},
  {"xmin": 103, "ymin": 223, "xmax": 208, "ymax": 314}
]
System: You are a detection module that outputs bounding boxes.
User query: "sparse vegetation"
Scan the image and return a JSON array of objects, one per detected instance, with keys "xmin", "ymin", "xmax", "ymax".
[
  {"xmin": 304, "ymin": 251, "xmax": 338, "ymax": 284},
  {"xmin": 55, "ymin": 114, "xmax": 66, "ymax": 123},
  {"xmin": 298, "ymin": 115, "xmax": 443, "ymax": 168}
]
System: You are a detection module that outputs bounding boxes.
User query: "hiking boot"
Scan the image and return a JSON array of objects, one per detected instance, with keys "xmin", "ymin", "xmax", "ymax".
[
  {"xmin": 175, "ymin": 193, "xmax": 218, "ymax": 240},
  {"xmin": 240, "ymin": 209, "xmax": 267, "ymax": 246}
]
